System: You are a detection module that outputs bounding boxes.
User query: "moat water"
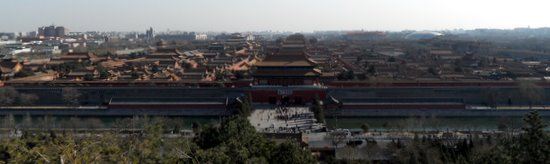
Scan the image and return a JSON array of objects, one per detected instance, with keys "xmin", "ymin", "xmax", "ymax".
[
  {"xmin": 2, "ymin": 115, "xmax": 549, "ymax": 131},
  {"xmin": 325, "ymin": 116, "xmax": 550, "ymax": 131}
]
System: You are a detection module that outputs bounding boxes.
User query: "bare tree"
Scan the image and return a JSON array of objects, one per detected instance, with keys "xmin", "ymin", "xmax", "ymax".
[
  {"xmin": 0, "ymin": 87, "xmax": 40, "ymax": 106},
  {"xmin": 327, "ymin": 130, "xmax": 349, "ymax": 149},
  {"xmin": 1, "ymin": 114, "xmax": 15, "ymax": 129},
  {"xmin": 518, "ymin": 81, "xmax": 544, "ymax": 109},
  {"xmin": 484, "ymin": 88, "xmax": 499, "ymax": 109},
  {"xmin": 0, "ymin": 87, "xmax": 19, "ymax": 105},
  {"xmin": 62, "ymin": 87, "xmax": 82, "ymax": 106},
  {"xmin": 21, "ymin": 113, "xmax": 33, "ymax": 129},
  {"xmin": 17, "ymin": 93, "xmax": 39, "ymax": 105}
]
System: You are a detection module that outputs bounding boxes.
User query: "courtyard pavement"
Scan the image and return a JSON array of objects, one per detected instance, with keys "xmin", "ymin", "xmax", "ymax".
[{"xmin": 248, "ymin": 106, "xmax": 325, "ymax": 133}]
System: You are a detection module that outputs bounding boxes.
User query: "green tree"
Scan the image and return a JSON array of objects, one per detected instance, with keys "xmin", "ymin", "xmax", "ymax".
[
  {"xmin": 0, "ymin": 144, "xmax": 9, "ymax": 163},
  {"xmin": 230, "ymin": 96, "xmax": 253, "ymax": 116},
  {"xmin": 271, "ymin": 142, "xmax": 315, "ymax": 164},
  {"xmin": 83, "ymin": 73, "xmax": 94, "ymax": 81},
  {"xmin": 195, "ymin": 116, "xmax": 273, "ymax": 163},
  {"xmin": 0, "ymin": 116, "xmax": 317, "ymax": 163},
  {"xmin": 428, "ymin": 67, "xmax": 438, "ymax": 75},
  {"xmin": 516, "ymin": 111, "xmax": 549, "ymax": 163},
  {"xmin": 191, "ymin": 121, "xmax": 201, "ymax": 134},
  {"xmin": 388, "ymin": 57, "xmax": 396, "ymax": 62},
  {"xmin": 472, "ymin": 111, "xmax": 549, "ymax": 163},
  {"xmin": 310, "ymin": 95, "xmax": 325, "ymax": 123},
  {"xmin": 130, "ymin": 122, "xmax": 164, "ymax": 163},
  {"xmin": 97, "ymin": 65, "xmax": 110, "ymax": 79},
  {"xmin": 361, "ymin": 123, "xmax": 370, "ymax": 133},
  {"xmin": 194, "ymin": 116, "xmax": 315, "ymax": 163},
  {"xmin": 367, "ymin": 65, "xmax": 376, "ymax": 75}
]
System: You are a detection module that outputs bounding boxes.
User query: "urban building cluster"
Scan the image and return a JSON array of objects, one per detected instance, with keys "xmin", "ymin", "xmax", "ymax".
[
  {"xmin": 1, "ymin": 27, "xmax": 549, "ymax": 164},
  {"xmin": 2, "ymin": 27, "xmax": 550, "ymax": 86}
]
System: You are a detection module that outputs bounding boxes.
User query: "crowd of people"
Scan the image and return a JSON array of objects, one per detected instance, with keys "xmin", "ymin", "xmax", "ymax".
[{"xmin": 251, "ymin": 105, "xmax": 325, "ymax": 133}]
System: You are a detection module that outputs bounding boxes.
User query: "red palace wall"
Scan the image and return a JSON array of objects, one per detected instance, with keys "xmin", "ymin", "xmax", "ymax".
[
  {"xmin": 342, "ymin": 103, "xmax": 465, "ymax": 110},
  {"xmin": 108, "ymin": 104, "xmax": 227, "ymax": 110},
  {"xmin": 248, "ymin": 89, "xmax": 326, "ymax": 104}
]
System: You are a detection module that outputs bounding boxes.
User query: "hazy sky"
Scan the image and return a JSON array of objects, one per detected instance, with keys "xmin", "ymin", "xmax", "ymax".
[{"xmin": 2, "ymin": 0, "xmax": 550, "ymax": 32}]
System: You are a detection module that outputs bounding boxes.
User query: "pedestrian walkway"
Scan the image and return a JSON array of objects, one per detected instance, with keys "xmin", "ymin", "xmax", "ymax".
[{"xmin": 248, "ymin": 106, "xmax": 325, "ymax": 133}]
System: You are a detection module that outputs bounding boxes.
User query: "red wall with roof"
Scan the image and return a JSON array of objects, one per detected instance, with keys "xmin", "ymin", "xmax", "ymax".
[{"xmin": 248, "ymin": 89, "xmax": 326, "ymax": 103}]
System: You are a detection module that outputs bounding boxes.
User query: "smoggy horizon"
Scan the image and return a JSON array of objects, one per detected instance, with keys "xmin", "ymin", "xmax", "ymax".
[{"xmin": 3, "ymin": 0, "xmax": 550, "ymax": 33}]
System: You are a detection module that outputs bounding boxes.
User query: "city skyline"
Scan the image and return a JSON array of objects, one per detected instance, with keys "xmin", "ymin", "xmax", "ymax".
[
  {"xmin": 2, "ymin": 0, "xmax": 550, "ymax": 33},
  {"xmin": 1, "ymin": 1, "xmax": 549, "ymax": 163}
]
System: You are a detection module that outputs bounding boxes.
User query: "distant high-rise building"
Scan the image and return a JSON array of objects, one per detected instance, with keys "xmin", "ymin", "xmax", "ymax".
[
  {"xmin": 27, "ymin": 31, "xmax": 38, "ymax": 38},
  {"xmin": 0, "ymin": 33, "xmax": 16, "ymax": 40},
  {"xmin": 146, "ymin": 27, "xmax": 154, "ymax": 40},
  {"xmin": 195, "ymin": 34, "xmax": 208, "ymax": 40},
  {"xmin": 43, "ymin": 26, "xmax": 56, "ymax": 37},
  {"xmin": 38, "ymin": 25, "xmax": 67, "ymax": 38},
  {"xmin": 37, "ymin": 27, "xmax": 44, "ymax": 38},
  {"xmin": 55, "ymin": 26, "xmax": 67, "ymax": 37}
]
